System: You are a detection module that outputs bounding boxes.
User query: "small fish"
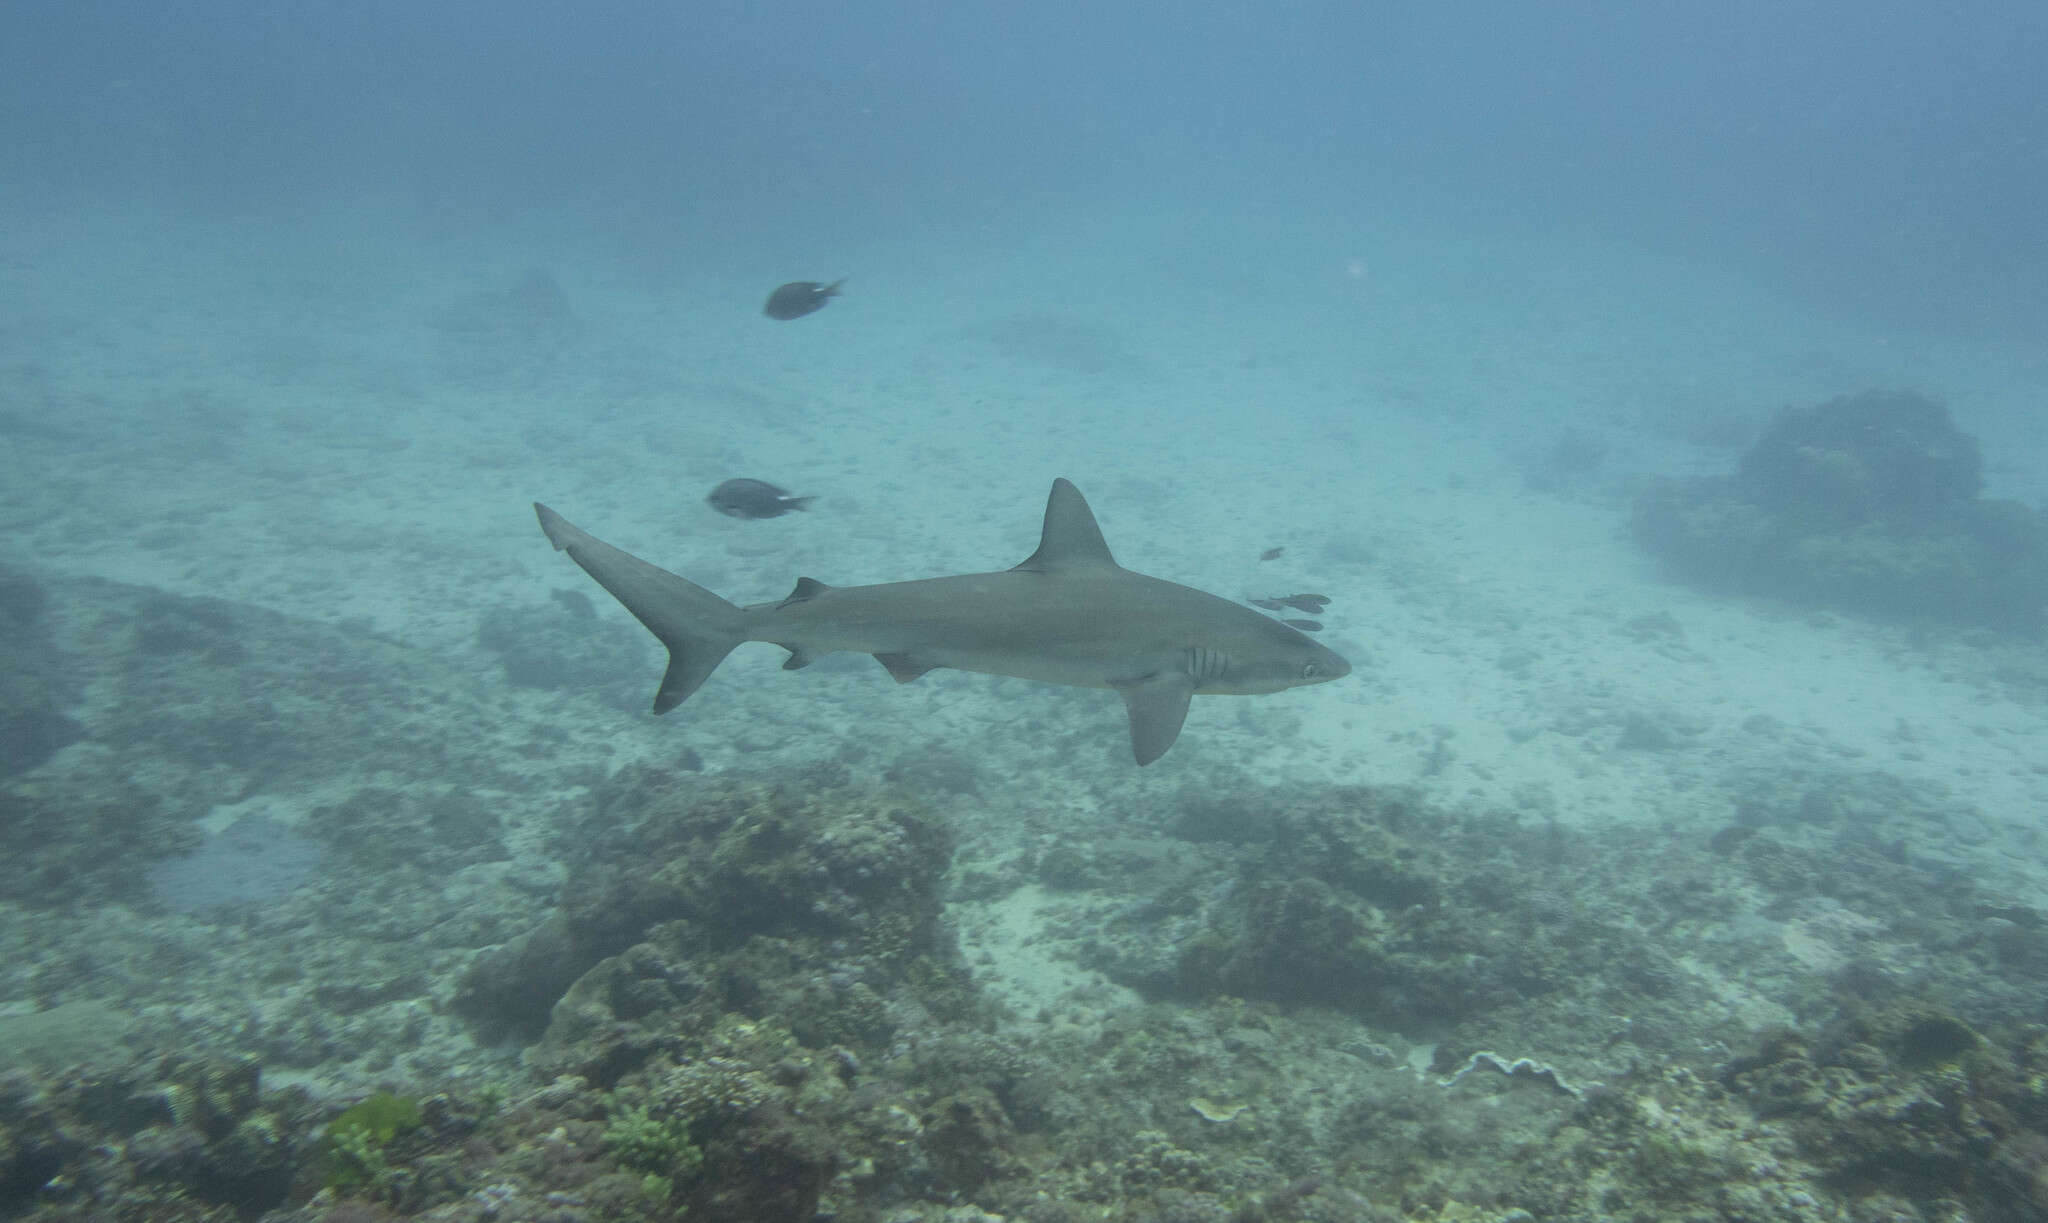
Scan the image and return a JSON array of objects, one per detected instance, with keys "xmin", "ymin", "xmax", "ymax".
[
  {"xmin": 1282, "ymin": 618, "xmax": 1323, "ymax": 632},
  {"xmin": 707, "ymin": 479, "xmax": 816, "ymax": 519},
  {"xmin": 1259, "ymin": 547, "xmax": 1286, "ymax": 562},
  {"xmin": 763, "ymin": 279, "xmax": 845, "ymax": 320}
]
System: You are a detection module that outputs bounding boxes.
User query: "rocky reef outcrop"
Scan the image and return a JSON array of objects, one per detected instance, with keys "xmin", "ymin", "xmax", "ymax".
[
  {"xmin": 11, "ymin": 759, "xmax": 2048, "ymax": 1222},
  {"xmin": 0, "ymin": 567, "xmax": 82, "ymax": 782},
  {"xmin": 1632, "ymin": 390, "xmax": 2048, "ymax": 629},
  {"xmin": 1725, "ymin": 1008, "xmax": 2048, "ymax": 1222},
  {"xmin": 452, "ymin": 762, "xmax": 964, "ymax": 1066}
]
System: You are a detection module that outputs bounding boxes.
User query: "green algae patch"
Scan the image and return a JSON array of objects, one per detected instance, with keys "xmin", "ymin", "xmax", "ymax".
[
  {"xmin": 317, "ymin": 1090, "xmax": 423, "ymax": 1191},
  {"xmin": 602, "ymin": 1101, "xmax": 703, "ymax": 1201}
]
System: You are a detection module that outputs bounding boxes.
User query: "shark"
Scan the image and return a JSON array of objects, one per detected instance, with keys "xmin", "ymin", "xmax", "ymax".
[{"xmin": 534, "ymin": 478, "xmax": 1350, "ymax": 764}]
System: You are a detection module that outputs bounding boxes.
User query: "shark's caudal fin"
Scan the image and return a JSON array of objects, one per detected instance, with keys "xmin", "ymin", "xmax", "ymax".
[{"xmin": 534, "ymin": 504, "xmax": 745, "ymax": 713}]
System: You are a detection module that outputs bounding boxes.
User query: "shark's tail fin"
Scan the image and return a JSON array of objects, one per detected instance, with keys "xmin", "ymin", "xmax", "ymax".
[{"xmin": 535, "ymin": 503, "xmax": 746, "ymax": 712}]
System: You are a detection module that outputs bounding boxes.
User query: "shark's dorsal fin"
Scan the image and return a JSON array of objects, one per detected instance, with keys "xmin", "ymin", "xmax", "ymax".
[{"xmin": 1013, "ymin": 478, "xmax": 1117, "ymax": 572}]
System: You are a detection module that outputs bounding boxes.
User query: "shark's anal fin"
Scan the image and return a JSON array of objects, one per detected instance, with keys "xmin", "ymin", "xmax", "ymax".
[
  {"xmin": 1113, "ymin": 673, "xmax": 1196, "ymax": 765},
  {"xmin": 874, "ymin": 653, "xmax": 939, "ymax": 683}
]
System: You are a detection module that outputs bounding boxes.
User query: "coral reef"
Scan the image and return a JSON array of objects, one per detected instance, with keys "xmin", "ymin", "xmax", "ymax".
[
  {"xmin": 454, "ymin": 761, "xmax": 962, "ymax": 1067},
  {"xmin": 0, "ymin": 1053, "xmax": 317, "ymax": 1220},
  {"xmin": 1077, "ymin": 784, "xmax": 1733, "ymax": 1063},
  {"xmin": 9, "ymin": 733, "xmax": 2047, "ymax": 1221},
  {"xmin": 1632, "ymin": 390, "xmax": 2048, "ymax": 628},
  {"xmin": 1725, "ymin": 1008, "xmax": 2048, "ymax": 1221},
  {"xmin": 0, "ymin": 576, "xmax": 524, "ymax": 909},
  {"xmin": 0, "ymin": 573, "xmax": 584, "ymax": 1094}
]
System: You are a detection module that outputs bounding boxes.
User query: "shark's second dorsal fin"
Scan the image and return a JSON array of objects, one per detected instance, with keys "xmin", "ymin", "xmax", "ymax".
[
  {"xmin": 777, "ymin": 577, "xmax": 833, "ymax": 608},
  {"xmin": 1013, "ymin": 478, "xmax": 1117, "ymax": 572}
]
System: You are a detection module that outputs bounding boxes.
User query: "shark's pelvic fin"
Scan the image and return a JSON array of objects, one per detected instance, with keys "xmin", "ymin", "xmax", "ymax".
[{"xmin": 874, "ymin": 653, "xmax": 939, "ymax": 683}]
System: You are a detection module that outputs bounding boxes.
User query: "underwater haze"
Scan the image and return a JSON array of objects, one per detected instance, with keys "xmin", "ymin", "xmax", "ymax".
[{"xmin": 5, "ymin": 4, "xmax": 2048, "ymax": 1221}]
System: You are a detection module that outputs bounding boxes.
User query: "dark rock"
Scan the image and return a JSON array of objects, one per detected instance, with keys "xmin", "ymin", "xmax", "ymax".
[
  {"xmin": 680, "ymin": 1102, "xmax": 833, "ymax": 1223},
  {"xmin": 457, "ymin": 764, "xmax": 957, "ymax": 1070},
  {"xmin": 453, "ymin": 913, "xmax": 607, "ymax": 1043},
  {"xmin": 921, "ymin": 1087, "xmax": 1014, "ymax": 1191},
  {"xmin": 1739, "ymin": 390, "xmax": 1982, "ymax": 525},
  {"xmin": 0, "ymin": 1053, "xmax": 315, "ymax": 1221},
  {"xmin": 1725, "ymin": 1006, "xmax": 2048, "ymax": 1220},
  {"xmin": 477, "ymin": 600, "xmax": 648, "ymax": 699},
  {"xmin": 1633, "ymin": 390, "xmax": 2048, "ymax": 629},
  {"xmin": 0, "ymin": 566, "xmax": 83, "ymax": 778},
  {"xmin": 127, "ymin": 1123, "xmax": 208, "ymax": 1182}
]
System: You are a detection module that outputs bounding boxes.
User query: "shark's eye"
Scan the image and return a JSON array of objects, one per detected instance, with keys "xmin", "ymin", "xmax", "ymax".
[{"xmin": 1301, "ymin": 662, "xmax": 1320, "ymax": 679}]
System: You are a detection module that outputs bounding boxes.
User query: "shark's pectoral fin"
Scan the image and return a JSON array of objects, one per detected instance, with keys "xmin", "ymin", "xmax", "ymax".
[
  {"xmin": 874, "ymin": 653, "xmax": 940, "ymax": 683},
  {"xmin": 1113, "ymin": 673, "xmax": 1196, "ymax": 765}
]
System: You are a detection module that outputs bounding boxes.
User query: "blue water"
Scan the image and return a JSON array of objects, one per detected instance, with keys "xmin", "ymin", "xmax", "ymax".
[
  {"xmin": 9, "ymin": 2, "xmax": 2044, "ymax": 327},
  {"xmin": 4, "ymin": 2, "xmax": 2043, "ymax": 815},
  {"xmin": 4, "ymin": 5, "xmax": 2048, "ymax": 1214}
]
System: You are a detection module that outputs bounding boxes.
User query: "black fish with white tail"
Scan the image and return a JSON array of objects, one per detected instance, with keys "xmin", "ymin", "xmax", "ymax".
[
  {"xmin": 535, "ymin": 479, "xmax": 1350, "ymax": 764},
  {"xmin": 762, "ymin": 279, "xmax": 844, "ymax": 320},
  {"xmin": 707, "ymin": 479, "xmax": 815, "ymax": 519}
]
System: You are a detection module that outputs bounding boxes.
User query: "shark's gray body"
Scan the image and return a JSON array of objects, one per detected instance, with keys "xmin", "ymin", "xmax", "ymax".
[{"xmin": 534, "ymin": 479, "xmax": 1349, "ymax": 763}]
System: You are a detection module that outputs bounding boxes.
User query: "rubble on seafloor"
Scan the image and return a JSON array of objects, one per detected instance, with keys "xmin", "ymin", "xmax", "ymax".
[{"xmin": 5, "ymin": 752, "xmax": 2048, "ymax": 1221}]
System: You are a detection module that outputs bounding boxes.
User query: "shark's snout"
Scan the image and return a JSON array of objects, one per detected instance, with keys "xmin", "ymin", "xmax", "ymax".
[{"xmin": 1306, "ymin": 644, "xmax": 1351, "ymax": 684}]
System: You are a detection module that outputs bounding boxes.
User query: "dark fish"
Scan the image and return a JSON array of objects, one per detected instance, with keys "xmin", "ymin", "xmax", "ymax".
[
  {"xmin": 763, "ymin": 279, "xmax": 845, "ymax": 320},
  {"xmin": 1283, "ymin": 618, "xmax": 1323, "ymax": 632},
  {"xmin": 1259, "ymin": 547, "xmax": 1286, "ymax": 562},
  {"xmin": 1250, "ymin": 597, "xmax": 1285, "ymax": 611},
  {"xmin": 707, "ymin": 478, "xmax": 815, "ymax": 519}
]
